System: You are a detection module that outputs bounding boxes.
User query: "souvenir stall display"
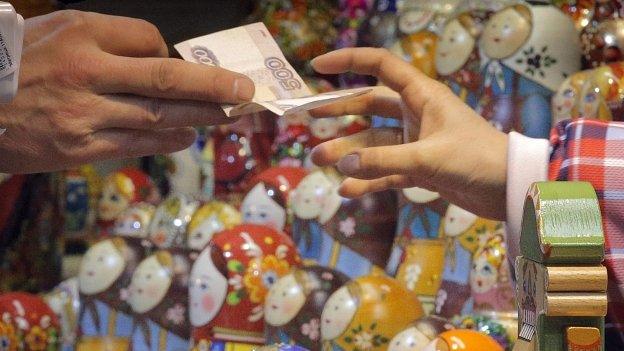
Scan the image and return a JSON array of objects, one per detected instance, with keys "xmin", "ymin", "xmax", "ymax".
[{"xmin": 4, "ymin": 1, "xmax": 613, "ymax": 351}]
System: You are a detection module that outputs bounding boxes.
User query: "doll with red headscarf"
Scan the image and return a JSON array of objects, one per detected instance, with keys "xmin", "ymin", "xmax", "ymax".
[
  {"xmin": 97, "ymin": 167, "xmax": 159, "ymax": 234},
  {"xmin": 188, "ymin": 224, "xmax": 301, "ymax": 351}
]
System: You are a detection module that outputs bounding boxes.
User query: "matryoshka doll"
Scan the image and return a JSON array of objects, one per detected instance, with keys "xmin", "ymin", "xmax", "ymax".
[
  {"xmin": 97, "ymin": 167, "xmax": 159, "ymax": 234},
  {"xmin": 291, "ymin": 169, "xmax": 397, "ymax": 277},
  {"xmin": 477, "ymin": 3, "xmax": 581, "ymax": 138},
  {"xmin": 0, "ymin": 292, "xmax": 61, "ymax": 351},
  {"xmin": 78, "ymin": 237, "xmax": 143, "ymax": 340},
  {"xmin": 264, "ymin": 266, "xmax": 350, "ymax": 350},
  {"xmin": 64, "ymin": 170, "xmax": 89, "ymax": 233},
  {"xmin": 577, "ymin": 62, "xmax": 624, "ymax": 121},
  {"xmin": 188, "ymin": 224, "xmax": 301, "ymax": 350},
  {"xmin": 241, "ymin": 167, "xmax": 308, "ymax": 234},
  {"xmin": 469, "ymin": 232, "xmax": 515, "ymax": 313},
  {"xmin": 112, "ymin": 202, "xmax": 155, "ymax": 239},
  {"xmin": 455, "ymin": 315, "xmax": 514, "ymax": 350},
  {"xmin": 423, "ymin": 329, "xmax": 503, "ymax": 351},
  {"xmin": 386, "ymin": 187, "xmax": 447, "ymax": 313},
  {"xmin": 434, "ymin": 205, "xmax": 499, "ymax": 318},
  {"xmin": 388, "ymin": 316, "xmax": 455, "ymax": 351},
  {"xmin": 551, "ymin": 70, "xmax": 591, "ymax": 124},
  {"xmin": 580, "ymin": 0, "xmax": 624, "ymax": 68},
  {"xmin": 435, "ymin": 11, "xmax": 487, "ymax": 109},
  {"xmin": 148, "ymin": 193, "xmax": 199, "ymax": 249},
  {"xmin": 186, "ymin": 200, "xmax": 241, "ymax": 251},
  {"xmin": 320, "ymin": 275, "xmax": 424, "ymax": 351},
  {"xmin": 127, "ymin": 250, "xmax": 194, "ymax": 350},
  {"xmin": 272, "ymin": 111, "xmax": 312, "ymax": 168},
  {"xmin": 390, "ymin": 5, "xmax": 437, "ymax": 79}
]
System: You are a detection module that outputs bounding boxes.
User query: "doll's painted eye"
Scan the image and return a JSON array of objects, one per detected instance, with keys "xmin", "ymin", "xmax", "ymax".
[
  {"xmin": 503, "ymin": 24, "xmax": 509, "ymax": 30},
  {"xmin": 97, "ymin": 256, "xmax": 104, "ymax": 262},
  {"xmin": 282, "ymin": 291, "xmax": 287, "ymax": 297},
  {"xmin": 146, "ymin": 274, "xmax": 152, "ymax": 279},
  {"xmin": 201, "ymin": 283, "xmax": 208, "ymax": 290},
  {"xmin": 585, "ymin": 94, "xmax": 597, "ymax": 103},
  {"xmin": 483, "ymin": 266, "xmax": 493, "ymax": 274},
  {"xmin": 111, "ymin": 194, "xmax": 119, "ymax": 202},
  {"xmin": 260, "ymin": 212, "xmax": 267, "ymax": 219},
  {"xmin": 563, "ymin": 89, "xmax": 574, "ymax": 98}
]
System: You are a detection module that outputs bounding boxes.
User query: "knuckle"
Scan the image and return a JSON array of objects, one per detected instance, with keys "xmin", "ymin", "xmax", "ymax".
[
  {"xmin": 144, "ymin": 99, "xmax": 166, "ymax": 127},
  {"xmin": 137, "ymin": 19, "xmax": 166, "ymax": 54},
  {"xmin": 151, "ymin": 61, "xmax": 178, "ymax": 94},
  {"xmin": 56, "ymin": 53, "xmax": 101, "ymax": 87},
  {"xmin": 55, "ymin": 10, "xmax": 88, "ymax": 27}
]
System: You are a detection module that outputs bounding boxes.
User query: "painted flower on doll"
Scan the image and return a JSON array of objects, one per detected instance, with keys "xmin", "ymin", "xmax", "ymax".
[{"xmin": 0, "ymin": 293, "xmax": 60, "ymax": 351}]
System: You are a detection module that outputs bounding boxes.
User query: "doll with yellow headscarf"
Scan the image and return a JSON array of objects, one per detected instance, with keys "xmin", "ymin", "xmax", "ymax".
[
  {"xmin": 186, "ymin": 201, "xmax": 241, "ymax": 251},
  {"xmin": 578, "ymin": 62, "xmax": 624, "ymax": 121}
]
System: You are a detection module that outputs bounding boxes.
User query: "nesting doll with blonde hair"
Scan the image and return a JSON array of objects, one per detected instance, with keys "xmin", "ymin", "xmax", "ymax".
[
  {"xmin": 386, "ymin": 187, "xmax": 447, "ymax": 313},
  {"xmin": 577, "ymin": 62, "xmax": 624, "ymax": 121},
  {"xmin": 387, "ymin": 316, "xmax": 455, "ymax": 351},
  {"xmin": 320, "ymin": 275, "xmax": 424, "ymax": 351},
  {"xmin": 148, "ymin": 193, "xmax": 199, "ymax": 249},
  {"xmin": 434, "ymin": 205, "xmax": 502, "ymax": 318},
  {"xmin": 477, "ymin": 3, "xmax": 581, "ymax": 138},
  {"xmin": 551, "ymin": 70, "xmax": 591, "ymax": 124},
  {"xmin": 97, "ymin": 167, "xmax": 159, "ymax": 233},
  {"xmin": 186, "ymin": 200, "xmax": 241, "ymax": 251},
  {"xmin": 77, "ymin": 237, "xmax": 144, "ymax": 339},
  {"xmin": 436, "ymin": 10, "xmax": 489, "ymax": 109},
  {"xmin": 188, "ymin": 224, "xmax": 301, "ymax": 350},
  {"xmin": 127, "ymin": 249, "xmax": 194, "ymax": 350},
  {"xmin": 290, "ymin": 168, "xmax": 397, "ymax": 277},
  {"xmin": 264, "ymin": 266, "xmax": 349, "ymax": 350}
]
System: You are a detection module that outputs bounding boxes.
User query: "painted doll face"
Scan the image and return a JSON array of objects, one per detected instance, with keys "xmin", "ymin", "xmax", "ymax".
[
  {"xmin": 264, "ymin": 273, "xmax": 306, "ymax": 327},
  {"xmin": 241, "ymin": 183, "xmax": 286, "ymax": 231},
  {"xmin": 98, "ymin": 181, "xmax": 129, "ymax": 221},
  {"xmin": 187, "ymin": 214, "xmax": 225, "ymax": 251},
  {"xmin": 552, "ymin": 77, "xmax": 578, "ymax": 122},
  {"xmin": 188, "ymin": 248, "xmax": 227, "ymax": 327},
  {"xmin": 127, "ymin": 255, "xmax": 172, "ymax": 314},
  {"xmin": 113, "ymin": 205, "xmax": 152, "ymax": 237},
  {"xmin": 469, "ymin": 255, "xmax": 498, "ymax": 294},
  {"xmin": 291, "ymin": 172, "xmax": 334, "ymax": 220},
  {"xmin": 402, "ymin": 187, "xmax": 440, "ymax": 204},
  {"xmin": 399, "ymin": 10, "xmax": 432, "ymax": 35},
  {"xmin": 310, "ymin": 118, "xmax": 341, "ymax": 140},
  {"xmin": 79, "ymin": 240, "xmax": 125, "ymax": 295},
  {"xmin": 320, "ymin": 286, "xmax": 357, "ymax": 341},
  {"xmin": 579, "ymin": 79, "xmax": 602, "ymax": 118},
  {"xmin": 443, "ymin": 205, "xmax": 477, "ymax": 237},
  {"xmin": 389, "ymin": 326, "xmax": 432, "ymax": 351},
  {"xmin": 435, "ymin": 19, "xmax": 475, "ymax": 76},
  {"xmin": 482, "ymin": 7, "xmax": 531, "ymax": 60}
]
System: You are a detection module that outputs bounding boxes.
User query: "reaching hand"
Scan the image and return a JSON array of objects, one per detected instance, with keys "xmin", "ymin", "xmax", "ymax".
[
  {"xmin": 0, "ymin": 10, "xmax": 254, "ymax": 173},
  {"xmin": 310, "ymin": 48, "xmax": 508, "ymax": 220}
]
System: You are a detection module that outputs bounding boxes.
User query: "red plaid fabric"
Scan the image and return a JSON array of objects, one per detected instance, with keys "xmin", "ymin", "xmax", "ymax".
[{"xmin": 549, "ymin": 118, "xmax": 624, "ymax": 348}]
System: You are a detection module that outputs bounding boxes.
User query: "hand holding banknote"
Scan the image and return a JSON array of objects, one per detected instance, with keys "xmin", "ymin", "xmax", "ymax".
[{"xmin": 175, "ymin": 22, "xmax": 369, "ymax": 117}]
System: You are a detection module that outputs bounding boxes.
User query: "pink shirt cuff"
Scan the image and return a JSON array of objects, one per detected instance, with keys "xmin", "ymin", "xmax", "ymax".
[{"xmin": 506, "ymin": 131, "xmax": 550, "ymax": 261}]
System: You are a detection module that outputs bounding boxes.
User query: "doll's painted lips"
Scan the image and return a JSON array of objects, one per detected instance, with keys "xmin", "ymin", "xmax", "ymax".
[
  {"xmin": 494, "ymin": 37, "xmax": 501, "ymax": 43},
  {"xmin": 87, "ymin": 271, "xmax": 94, "ymax": 277},
  {"xmin": 271, "ymin": 304, "xmax": 278, "ymax": 310},
  {"xmin": 440, "ymin": 52, "xmax": 447, "ymax": 57}
]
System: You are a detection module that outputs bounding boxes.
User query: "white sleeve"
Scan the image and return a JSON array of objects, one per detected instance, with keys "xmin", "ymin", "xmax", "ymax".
[{"xmin": 505, "ymin": 131, "xmax": 550, "ymax": 261}]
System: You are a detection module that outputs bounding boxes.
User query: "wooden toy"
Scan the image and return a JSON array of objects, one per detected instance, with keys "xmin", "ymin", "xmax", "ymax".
[
  {"xmin": 147, "ymin": 194, "xmax": 199, "ymax": 249},
  {"xmin": 113, "ymin": 202, "xmax": 155, "ymax": 238},
  {"xmin": 320, "ymin": 275, "xmax": 424, "ymax": 351},
  {"xmin": 388, "ymin": 316, "xmax": 454, "ymax": 351},
  {"xmin": 186, "ymin": 201, "xmax": 241, "ymax": 251},
  {"xmin": 264, "ymin": 266, "xmax": 349, "ymax": 350},
  {"xmin": 189, "ymin": 224, "xmax": 301, "ymax": 350},
  {"xmin": 291, "ymin": 169, "xmax": 397, "ymax": 277},
  {"xmin": 425, "ymin": 329, "xmax": 503, "ymax": 351},
  {"xmin": 513, "ymin": 181, "xmax": 607, "ymax": 351}
]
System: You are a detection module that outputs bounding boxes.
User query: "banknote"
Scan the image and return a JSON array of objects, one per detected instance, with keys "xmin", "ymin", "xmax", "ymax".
[{"xmin": 175, "ymin": 22, "xmax": 369, "ymax": 117}]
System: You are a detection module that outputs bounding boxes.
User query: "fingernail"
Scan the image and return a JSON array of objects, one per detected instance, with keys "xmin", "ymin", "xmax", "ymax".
[
  {"xmin": 337, "ymin": 154, "xmax": 360, "ymax": 174},
  {"xmin": 234, "ymin": 77, "xmax": 254, "ymax": 101}
]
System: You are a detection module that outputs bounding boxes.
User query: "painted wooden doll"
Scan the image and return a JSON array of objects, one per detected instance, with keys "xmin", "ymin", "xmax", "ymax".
[
  {"xmin": 388, "ymin": 316, "xmax": 455, "ymax": 351},
  {"xmin": 78, "ymin": 238, "xmax": 143, "ymax": 340},
  {"xmin": 424, "ymin": 329, "xmax": 503, "ymax": 351},
  {"xmin": 477, "ymin": 3, "xmax": 581, "ymax": 138},
  {"xmin": 112, "ymin": 202, "xmax": 155, "ymax": 239},
  {"xmin": 386, "ymin": 187, "xmax": 447, "ymax": 313},
  {"xmin": 577, "ymin": 63, "xmax": 624, "ymax": 121},
  {"xmin": 272, "ymin": 112, "xmax": 312, "ymax": 168},
  {"xmin": 551, "ymin": 71, "xmax": 591, "ymax": 124},
  {"xmin": 435, "ymin": 11, "xmax": 487, "ymax": 109},
  {"xmin": 390, "ymin": 4, "xmax": 437, "ymax": 79},
  {"xmin": 147, "ymin": 194, "xmax": 199, "ymax": 249},
  {"xmin": 186, "ymin": 201, "xmax": 241, "ymax": 251},
  {"xmin": 64, "ymin": 170, "xmax": 89, "ymax": 233},
  {"xmin": 291, "ymin": 169, "xmax": 397, "ymax": 277},
  {"xmin": 241, "ymin": 167, "xmax": 308, "ymax": 234},
  {"xmin": 189, "ymin": 224, "xmax": 301, "ymax": 351},
  {"xmin": 97, "ymin": 168, "xmax": 159, "ymax": 234},
  {"xmin": 264, "ymin": 266, "xmax": 350, "ymax": 350},
  {"xmin": 127, "ymin": 250, "xmax": 194, "ymax": 351},
  {"xmin": 320, "ymin": 275, "xmax": 424, "ymax": 351},
  {"xmin": 469, "ymin": 232, "xmax": 515, "ymax": 313},
  {"xmin": 434, "ymin": 205, "xmax": 500, "ymax": 318},
  {"xmin": 0, "ymin": 292, "xmax": 61, "ymax": 351},
  {"xmin": 580, "ymin": 0, "xmax": 624, "ymax": 68},
  {"xmin": 455, "ymin": 314, "xmax": 514, "ymax": 351}
]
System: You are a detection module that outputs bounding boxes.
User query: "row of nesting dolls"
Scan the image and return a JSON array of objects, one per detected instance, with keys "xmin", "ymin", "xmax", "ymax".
[
  {"xmin": 392, "ymin": 1, "xmax": 624, "ymax": 138},
  {"xmin": 80, "ymin": 165, "xmax": 514, "ymax": 348},
  {"xmin": 94, "ymin": 164, "xmax": 515, "ymax": 317}
]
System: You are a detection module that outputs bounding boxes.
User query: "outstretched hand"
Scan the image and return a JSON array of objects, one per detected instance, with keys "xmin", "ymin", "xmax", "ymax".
[{"xmin": 310, "ymin": 48, "xmax": 508, "ymax": 220}]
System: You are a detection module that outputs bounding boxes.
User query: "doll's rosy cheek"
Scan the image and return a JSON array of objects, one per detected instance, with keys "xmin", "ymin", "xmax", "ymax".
[
  {"xmin": 202, "ymin": 295, "xmax": 215, "ymax": 312},
  {"xmin": 564, "ymin": 100, "xmax": 573, "ymax": 108}
]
